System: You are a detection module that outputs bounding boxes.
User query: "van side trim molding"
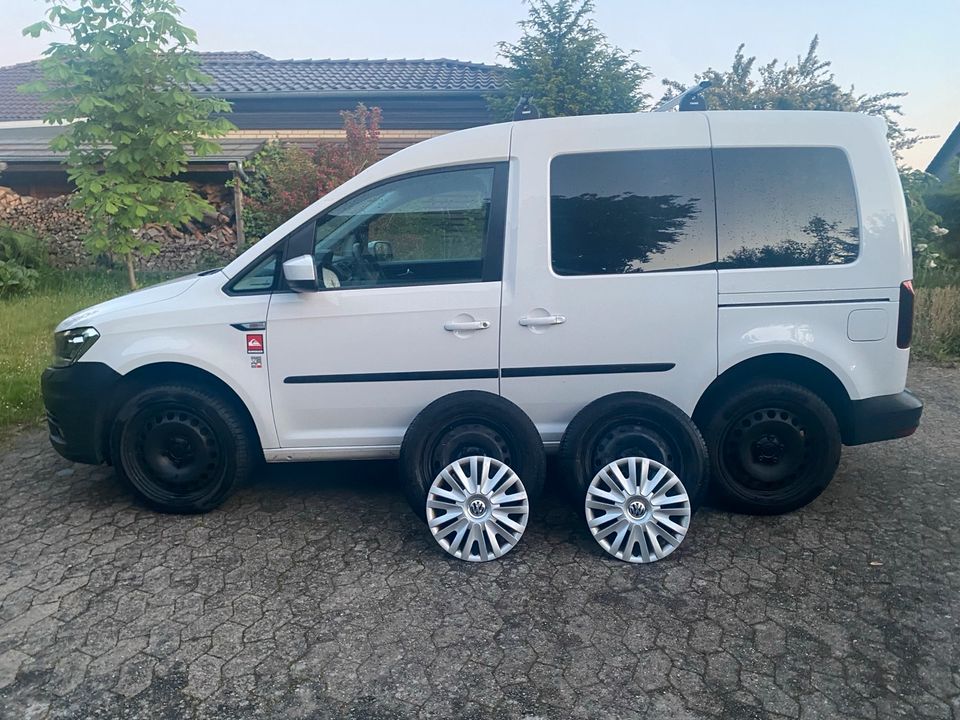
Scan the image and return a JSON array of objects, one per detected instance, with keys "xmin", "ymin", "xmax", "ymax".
[
  {"xmin": 284, "ymin": 362, "xmax": 675, "ymax": 384},
  {"xmin": 719, "ymin": 297, "xmax": 889, "ymax": 309},
  {"xmin": 284, "ymin": 369, "xmax": 499, "ymax": 384},
  {"xmin": 501, "ymin": 363, "xmax": 675, "ymax": 378}
]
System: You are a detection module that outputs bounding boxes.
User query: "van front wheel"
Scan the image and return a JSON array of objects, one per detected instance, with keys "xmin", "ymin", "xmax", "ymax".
[
  {"xmin": 110, "ymin": 384, "xmax": 255, "ymax": 513},
  {"xmin": 703, "ymin": 380, "xmax": 841, "ymax": 515}
]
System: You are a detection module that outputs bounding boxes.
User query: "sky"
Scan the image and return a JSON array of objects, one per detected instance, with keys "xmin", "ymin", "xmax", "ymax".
[{"xmin": 1, "ymin": 0, "xmax": 956, "ymax": 170}]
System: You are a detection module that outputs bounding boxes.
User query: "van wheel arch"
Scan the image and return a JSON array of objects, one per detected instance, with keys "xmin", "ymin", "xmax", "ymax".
[
  {"xmin": 101, "ymin": 362, "xmax": 264, "ymax": 463},
  {"xmin": 693, "ymin": 354, "xmax": 853, "ymax": 442}
]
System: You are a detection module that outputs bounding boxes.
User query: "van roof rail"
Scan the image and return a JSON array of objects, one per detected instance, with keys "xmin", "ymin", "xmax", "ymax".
[{"xmin": 654, "ymin": 81, "xmax": 712, "ymax": 113}]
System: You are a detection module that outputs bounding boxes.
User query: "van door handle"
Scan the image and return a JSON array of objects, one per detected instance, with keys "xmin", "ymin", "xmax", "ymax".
[
  {"xmin": 519, "ymin": 315, "xmax": 566, "ymax": 327},
  {"xmin": 444, "ymin": 320, "xmax": 491, "ymax": 332}
]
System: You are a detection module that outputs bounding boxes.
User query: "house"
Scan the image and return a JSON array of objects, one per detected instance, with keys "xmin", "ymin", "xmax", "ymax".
[
  {"xmin": 0, "ymin": 52, "xmax": 504, "ymax": 267},
  {"xmin": 0, "ymin": 51, "xmax": 504, "ymax": 196},
  {"xmin": 926, "ymin": 121, "xmax": 960, "ymax": 181}
]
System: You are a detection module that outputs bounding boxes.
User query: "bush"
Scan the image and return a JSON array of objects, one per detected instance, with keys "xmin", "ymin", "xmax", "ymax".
[
  {"xmin": 241, "ymin": 104, "xmax": 381, "ymax": 243},
  {"xmin": 0, "ymin": 226, "xmax": 46, "ymax": 297},
  {"xmin": 0, "ymin": 260, "xmax": 39, "ymax": 297},
  {"xmin": 913, "ymin": 285, "xmax": 960, "ymax": 360}
]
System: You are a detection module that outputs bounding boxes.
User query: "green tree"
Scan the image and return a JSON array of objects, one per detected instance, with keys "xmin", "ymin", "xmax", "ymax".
[
  {"xmin": 489, "ymin": 0, "xmax": 651, "ymax": 120},
  {"xmin": 924, "ymin": 166, "xmax": 960, "ymax": 262},
  {"xmin": 661, "ymin": 36, "xmax": 926, "ymax": 162},
  {"xmin": 22, "ymin": 0, "xmax": 233, "ymax": 289}
]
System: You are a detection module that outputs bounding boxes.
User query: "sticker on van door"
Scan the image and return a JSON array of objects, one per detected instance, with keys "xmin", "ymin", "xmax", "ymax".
[{"xmin": 246, "ymin": 334, "xmax": 264, "ymax": 354}]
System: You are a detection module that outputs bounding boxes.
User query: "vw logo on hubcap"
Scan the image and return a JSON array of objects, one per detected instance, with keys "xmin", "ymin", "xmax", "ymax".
[
  {"xmin": 468, "ymin": 499, "xmax": 487, "ymax": 517},
  {"xmin": 628, "ymin": 500, "xmax": 646, "ymax": 519}
]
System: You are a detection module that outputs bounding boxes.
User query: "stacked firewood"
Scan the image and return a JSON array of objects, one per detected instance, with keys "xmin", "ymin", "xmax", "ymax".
[{"xmin": 0, "ymin": 184, "xmax": 239, "ymax": 271}]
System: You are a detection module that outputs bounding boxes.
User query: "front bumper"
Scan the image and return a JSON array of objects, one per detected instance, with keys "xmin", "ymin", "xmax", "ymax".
[
  {"xmin": 41, "ymin": 362, "xmax": 122, "ymax": 464},
  {"xmin": 843, "ymin": 389, "xmax": 923, "ymax": 446}
]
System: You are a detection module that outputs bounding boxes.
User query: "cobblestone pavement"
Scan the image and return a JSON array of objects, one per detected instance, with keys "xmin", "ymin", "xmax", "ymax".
[{"xmin": 0, "ymin": 363, "xmax": 958, "ymax": 720}]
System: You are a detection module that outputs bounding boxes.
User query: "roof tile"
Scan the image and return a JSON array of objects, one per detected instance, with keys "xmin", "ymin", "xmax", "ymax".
[{"xmin": 0, "ymin": 52, "xmax": 505, "ymax": 122}]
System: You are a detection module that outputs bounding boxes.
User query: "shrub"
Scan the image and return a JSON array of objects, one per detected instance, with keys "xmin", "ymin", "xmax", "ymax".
[
  {"xmin": 0, "ymin": 260, "xmax": 39, "ymax": 297},
  {"xmin": 0, "ymin": 226, "xmax": 46, "ymax": 297},
  {"xmin": 913, "ymin": 285, "xmax": 960, "ymax": 360},
  {"xmin": 242, "ymin": 104, "xmax": 381, "ymax": 242}
]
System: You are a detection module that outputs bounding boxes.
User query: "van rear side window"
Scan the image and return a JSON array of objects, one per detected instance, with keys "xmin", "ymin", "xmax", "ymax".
[
  {"xmin": 715, "ymin": 147, "xmax": 860, "ymax": 269},
  {"xmin": 549, "ymin": 149, "xmax": 716, "ymax": 275}
]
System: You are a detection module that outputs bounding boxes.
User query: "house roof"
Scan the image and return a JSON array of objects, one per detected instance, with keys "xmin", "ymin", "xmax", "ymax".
[
  {"xmin": 926, "ymin": 121, "xmax": 960, "ymax": 178},
  {"xmin": 0, "ymin": 125, "xmax": 264, "ymax": 166},
  {"xmin": 0, "ymin": 52, "xmax": 505, "ymax": 122}
]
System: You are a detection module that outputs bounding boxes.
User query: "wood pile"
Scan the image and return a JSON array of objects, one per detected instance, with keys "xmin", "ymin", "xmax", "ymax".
[{"xmin": 0, "ymin": 183, "xmax": 239, "ymax": 271}]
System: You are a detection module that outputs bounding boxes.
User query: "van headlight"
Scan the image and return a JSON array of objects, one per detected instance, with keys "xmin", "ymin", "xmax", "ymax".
[{"xmin": 53, "ymin": 327, "xmax": 100, "ymax": 367}]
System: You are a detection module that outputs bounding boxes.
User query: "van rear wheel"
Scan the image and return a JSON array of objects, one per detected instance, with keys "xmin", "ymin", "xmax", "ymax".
[
  {"xmin": 110, "ymin": 384, "xmax": 255, "ymax": 513},
  {"xmin": 703, "ymin": 380, "xmax": 841, "ymax": 515}
]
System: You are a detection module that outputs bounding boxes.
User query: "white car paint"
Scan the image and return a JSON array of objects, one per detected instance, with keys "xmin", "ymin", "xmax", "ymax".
[{"xmin": 57, "ymin": 110, "xmax": 914, "ymax": 460}]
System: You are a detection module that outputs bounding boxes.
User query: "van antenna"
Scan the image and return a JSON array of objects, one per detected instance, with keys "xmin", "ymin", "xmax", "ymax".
[{"xmin": 654, "ymin": 80, "xmax": 712, "ymax": 112}]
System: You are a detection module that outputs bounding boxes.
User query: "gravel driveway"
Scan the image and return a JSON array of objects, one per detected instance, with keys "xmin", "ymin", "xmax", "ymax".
[{"xmin": 0, "ymin": 363, "xmax": 957, "ymax": 719}]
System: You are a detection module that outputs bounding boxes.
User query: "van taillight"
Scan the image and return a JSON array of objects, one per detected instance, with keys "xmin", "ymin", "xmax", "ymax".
[{"xmin": 897, "ymin": 280, "xmax": 915, "ymax": 349}]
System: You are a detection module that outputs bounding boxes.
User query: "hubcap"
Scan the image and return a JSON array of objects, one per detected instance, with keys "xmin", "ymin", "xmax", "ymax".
[
  {"xmin": 585, "ymin": 457, "xmax": 691, "ymax": 563},
  {"xmin": 426, "ymin": 456, "xmax": 529, "ymax": 562}
]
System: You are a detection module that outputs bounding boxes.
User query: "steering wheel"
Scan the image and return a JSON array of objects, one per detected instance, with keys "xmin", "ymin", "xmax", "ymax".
[{"xmin": 351, "ymin": 241, "xmax": 381, "ymax": 285}]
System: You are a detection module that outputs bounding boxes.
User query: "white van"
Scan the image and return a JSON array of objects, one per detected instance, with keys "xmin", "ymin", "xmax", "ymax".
[{"xmin": 42, "ymin": 110, "xmax": 922, "ymax": 531}]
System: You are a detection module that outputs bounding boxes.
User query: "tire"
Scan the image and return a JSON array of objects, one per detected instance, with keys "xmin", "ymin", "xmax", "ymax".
[
  {"xmin": 399, "ymin": 391, "xmax": 546, "ymax": 522},
  {"xmin": 702, "ymin": 380, "xmax": 841, "ymax": 515},
  {"xmin": 110, "ymin": 383, "xmax": 257, "ymax": 513},
  {"xmin": 559, "ymin": 392, "xmax": 709, "ymax": 507}
]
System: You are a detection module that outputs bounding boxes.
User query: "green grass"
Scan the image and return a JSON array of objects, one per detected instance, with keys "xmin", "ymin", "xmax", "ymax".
[{"xmin": 0, "ymin": 270, "xmax": 173, "ymax": 431}]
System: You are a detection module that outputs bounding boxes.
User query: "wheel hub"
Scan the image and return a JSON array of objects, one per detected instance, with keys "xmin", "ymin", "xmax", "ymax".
[
  {"xmin": 724, "ymin": 407, "xmax": 808, "ymax": 489},
  {"xmin": 592, "ymin": 424, "xmax": 673, "ymax": 474},
  {"xmin": 431, "ymin": 424, "xmax": 511, "ymax": 476},
  {"xmin": 752, "ymin": 434, "xmax": 785, "ymax": 465},
  {"xmin": 467, "ymin": 496, "xmax": 489, "ymax": 518},
  {"xmin": 625, "ymin": 497, "xmax": 650, "ymax": 521}
]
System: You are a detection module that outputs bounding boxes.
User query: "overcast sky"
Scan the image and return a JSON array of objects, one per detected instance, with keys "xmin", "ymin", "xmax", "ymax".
[{"xmin": 2, "ymin": 0, "xmax": 956, "ymax": 170}]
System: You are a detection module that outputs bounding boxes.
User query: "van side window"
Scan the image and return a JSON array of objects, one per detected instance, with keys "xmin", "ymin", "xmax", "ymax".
[
  {"xmin": 715, "ymin": 147, "xmax": 860, "ymax": 268},
  {"xmin": 550, "ymin": 149, "xmax": 716, "ymax": 275},
  {"xmin": 229, "ymin": 251, "xmax": 279, "ymax": 294},
  {"xmin": 312, "ymin": 166, "xmax": 500, "ymax": 288}
]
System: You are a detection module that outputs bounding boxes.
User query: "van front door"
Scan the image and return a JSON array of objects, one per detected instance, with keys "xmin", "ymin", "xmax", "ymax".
[
  {"xmin": 500, "ymin": 113, "xmax": 718, "ymax": 446},
  {"xmin": 266, "ymin": 164, "xmax": 508, "ymax": 453}
]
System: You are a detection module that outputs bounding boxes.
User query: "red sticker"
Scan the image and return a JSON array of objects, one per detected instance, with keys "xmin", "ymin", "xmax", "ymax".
[{"xmin": 246, "ymin": 334, "xmax": 264, "ymax": 354}]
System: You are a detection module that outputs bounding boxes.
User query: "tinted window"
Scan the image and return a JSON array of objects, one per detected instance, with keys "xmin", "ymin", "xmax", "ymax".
[
  {"xmin": 715, "ymin": 147, "xmax": 860, "ymax": 268},
  {"xmin": 312, "ymin": 166, "xmax": 497, "ymax": 288},
  {"xmin": 550, "ymin": 149, "xmax": 716, "ymax": 275}
]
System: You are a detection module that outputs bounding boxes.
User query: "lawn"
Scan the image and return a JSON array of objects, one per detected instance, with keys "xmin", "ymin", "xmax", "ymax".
[{"xmin": 0, "ymin": 270, "xmax": 163, "ymax": 430}]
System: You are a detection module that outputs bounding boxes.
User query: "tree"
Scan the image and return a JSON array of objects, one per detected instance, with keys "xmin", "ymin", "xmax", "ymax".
[
  {"xmin": 22, "ymin": 0, "xmax": 233, "ymax": 289},
  {"xmin": 489, "ymin": 0, "xmax": 651, "ymax": 120},
  {"xmin": 923, "ymin": 166, "xmax": 960, "ymax": 262},
  {"xmin": 244, "ymin": 104, "xmax": 381, "ymax": 238},
  {"xmin": 661, "ymin": 37, "xmax": 926, "ymax": 163}
]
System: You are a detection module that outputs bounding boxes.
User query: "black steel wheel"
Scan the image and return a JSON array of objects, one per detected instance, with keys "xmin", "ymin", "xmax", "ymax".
[
  {"xmin": 559, "ymin": 392, "xmax": 709, "ymax": 508},
  {"xmin": 111, "ymin": 383, "xmax": 256, "ymax": 513},
  {"xmin": 703, "ymin": 380, "xmax": 841, "ymax": 515},
  {"xmin": 399, "ymin": 391, "xmax": 545, "ymax": 522}
]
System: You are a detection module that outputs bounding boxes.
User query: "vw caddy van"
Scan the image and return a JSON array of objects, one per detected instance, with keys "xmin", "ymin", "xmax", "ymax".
[{"xmin": 42, "ymin": 111, "xmax": 923, "ymax": 557}]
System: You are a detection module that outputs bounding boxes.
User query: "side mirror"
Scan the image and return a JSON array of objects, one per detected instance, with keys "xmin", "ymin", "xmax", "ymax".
[
  {"xmin": 368, "ymin": 240, "xmax": 394, "ymax": 262},
  {"xmin": 282, "ymin": 254, "xmax": 319, "ymax": 293}
]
